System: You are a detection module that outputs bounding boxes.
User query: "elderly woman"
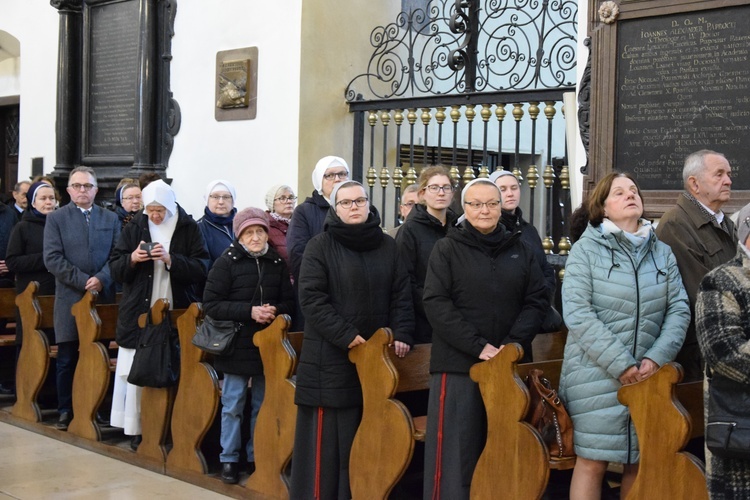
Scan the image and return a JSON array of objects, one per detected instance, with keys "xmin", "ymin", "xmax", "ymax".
[
  {"xmin": 290, "ymin": 180, "xmax": 414, "ymax": 499},
  {"xmin": 109, "ymin": 180, "xmax": 209, "ymax": 450},
  {"xmin": 6, "ymin": 181, "xmax": 57, "ymax": 343},
  {"xmin": 559, "ymin": 172, "xmax": 689, "ymax": 500},
  {"xmin": 264, "ymin": 184, "xmax": 296, "ymax": 266},
  {"xmin": 197, "ymin": 179, "xmax": 237, "ymax": 270},
  {"xmin": 113, "ymin": 178, "xmax": 142, "ymax": 228},
  {"xmin": 203, "ymin": 207, "xmax": 294, "ymax": 484},
  {"xmin": 396, "ymin": 165, "xmax": 458, "ymax": 343},
  {"xmin": 422, "ymin": 178, "xmax": 548, "ymax": 499},
  {"xmin": 696, "ymin": 203, "xmax": 750, "ymax": 500}
]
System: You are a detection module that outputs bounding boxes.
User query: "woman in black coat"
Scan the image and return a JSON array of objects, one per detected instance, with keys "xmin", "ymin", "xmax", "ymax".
[
  {"xmin": 396, "ymin": 165, "xmax": 458, "ymax": 343},
  {"xmin": 202, "ymin": 207, "xmax": 294, "ymax": 484},
  {"xmin": 422, "ymin": 179, "xmax": 548, "ymax": 500},
  {"xmin": 6, "ymin": 181, "xmax": 57, "ymax": 344},
  {"xmin": 290, "ymin": 181, "xmax": 414, "ymax": 500},
  {"xmin": 109, "ymin": 180, "xmax": 209, "ymax": 448}
]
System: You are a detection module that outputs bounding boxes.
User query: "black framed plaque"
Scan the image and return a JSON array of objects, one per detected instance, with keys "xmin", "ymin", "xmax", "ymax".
[
  {"xmin": 587, "ymin": 0, "xmax": 750, "ymax": 217},
  {"xmin": 82, "ymin": 0, "xmax": 140, "ymax": 163}
]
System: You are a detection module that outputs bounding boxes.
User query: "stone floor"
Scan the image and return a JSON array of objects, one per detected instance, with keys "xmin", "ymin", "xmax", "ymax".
[{"xmin": 0, "ymin": 422, "xmax": 230, "ymax": 499}]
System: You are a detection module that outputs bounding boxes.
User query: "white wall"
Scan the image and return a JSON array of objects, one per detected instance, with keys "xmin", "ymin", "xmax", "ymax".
[
  {"xmin": 0, "ymin": 0, "xmax": 59, "ymax": 180},
  {"xmin": 169, "ymin": 1, "xmax": 302, "ymax": 217}
]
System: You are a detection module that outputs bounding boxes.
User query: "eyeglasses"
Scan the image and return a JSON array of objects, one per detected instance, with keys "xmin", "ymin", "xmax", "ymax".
[
  {"xmin": 275, "ymin": 196, "xmax": 298, "ymax": 203},
  {"xmin": 464, "ymin": 200, "xmax": 501, "ymax": 210},
  {"xmin": 425, "ymin": 184, "xmax": 455, "ymax": 193},
  {"xmin": 401, "ymin": 201, "xmax": 417, "ymax": 207},
  {"xmin": 209, "ymin": 194, "xmax": 233, "ymax": 201},
  {"xmin": 336, "ymin": 197, "xmax": 368, "ymax": 209},
  {"xmin": 323, "ymin": 171, "xmax": 349, "ymax": 181},
  {"xmin": 69, "ymin": 183, "xmax": 96, "ymax": 192},
  {"xmin": 122, "ymin": 196, "xmax": 142, "ymax": 202}
]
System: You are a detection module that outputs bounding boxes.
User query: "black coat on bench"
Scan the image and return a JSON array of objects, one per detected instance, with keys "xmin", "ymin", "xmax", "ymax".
[
  {"xmin": 295, "ymin": 206, "xmax": 415, "ymax": 409},
  {"xmin": 202, "ymin": 241, "xmax": 294, "ymax": 377},
  {"xmin": 109, "ymin": 206, "xmax": 209, "ymax": 349}
]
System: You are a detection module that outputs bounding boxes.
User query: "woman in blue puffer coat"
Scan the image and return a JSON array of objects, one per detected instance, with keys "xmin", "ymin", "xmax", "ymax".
[{"xmin": 560, "ymin": 172, "xmax": 690, "ymax": 500}]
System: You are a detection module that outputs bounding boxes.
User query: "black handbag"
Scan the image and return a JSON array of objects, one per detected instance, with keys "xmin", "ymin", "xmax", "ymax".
[
  {"xmin": 191, "ymin": 315, "xmax": 240, "ymax": 356},
  {"xmin": 127, "ymin": 311, "xmax": 180, "ymax": 388},
  {"xmin": 705, "ymin": 370, "xmax": 750, "ymax": 460}
]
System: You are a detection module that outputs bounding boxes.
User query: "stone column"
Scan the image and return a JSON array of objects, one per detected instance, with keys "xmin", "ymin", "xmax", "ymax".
[{"xmin": 130, "ymin": 0, "xmax": 158, "ymax": 176}]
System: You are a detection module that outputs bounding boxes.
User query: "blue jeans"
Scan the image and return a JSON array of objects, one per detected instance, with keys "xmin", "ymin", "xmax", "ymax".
[{"xmin": 220, "ymin": 373, "xmax": 265, "ymax": 463}]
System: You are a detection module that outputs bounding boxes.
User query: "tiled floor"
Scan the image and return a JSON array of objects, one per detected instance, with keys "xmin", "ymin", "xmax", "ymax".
[{"xmin": 0, "ymin": 422, "xmax": 229, "ymax": 499}]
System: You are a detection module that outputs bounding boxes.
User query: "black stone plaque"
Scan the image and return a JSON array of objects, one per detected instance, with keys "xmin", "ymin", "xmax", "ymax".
[
  {"xmin": 615, "ymin": 6, "xmax": 750, "ymax": 191},
  {"xmin": 83, "ymin": 0, "xmax": 139, "ymax": 159}
]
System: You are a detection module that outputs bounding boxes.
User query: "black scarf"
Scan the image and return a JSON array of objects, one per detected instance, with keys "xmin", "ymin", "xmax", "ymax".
[
  {"xmin": 325, "ymin": 205, "xmax": 384, "ymax": 252},
  {"xmin": 460, "ymin": 219, "xmax": 509, "ymax": 257}
]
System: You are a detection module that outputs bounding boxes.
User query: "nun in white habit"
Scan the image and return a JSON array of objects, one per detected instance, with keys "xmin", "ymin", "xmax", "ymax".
[{"xmin": 109, "ymin": 180, "xmax": 209, "ymax": 448}]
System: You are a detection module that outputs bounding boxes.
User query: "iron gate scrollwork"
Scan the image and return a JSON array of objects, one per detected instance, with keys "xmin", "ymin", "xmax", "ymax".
[{"xmin": 345, "ymin": 0, "xmax": 578, "ymax": 100}]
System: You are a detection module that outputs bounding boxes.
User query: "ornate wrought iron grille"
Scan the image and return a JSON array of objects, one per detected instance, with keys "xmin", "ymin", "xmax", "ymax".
[{"xmin": 345, "ymin": 0, "xmax": 578, "ymax": 100}]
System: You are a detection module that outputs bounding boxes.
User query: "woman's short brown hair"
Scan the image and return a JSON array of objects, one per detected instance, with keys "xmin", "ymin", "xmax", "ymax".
[
  {"xmin": 586, "ymin": 171, "xmax": 643, "ymax": 227},
  {"xmin": 417, "ymin": 165, "xmax": 453, "ymax": 192}
]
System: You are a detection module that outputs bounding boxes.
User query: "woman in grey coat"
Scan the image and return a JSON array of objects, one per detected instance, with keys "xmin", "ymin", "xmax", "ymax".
[{"xmin": 560, "ymin": 172, "xmax": 689, "ymax": 499}]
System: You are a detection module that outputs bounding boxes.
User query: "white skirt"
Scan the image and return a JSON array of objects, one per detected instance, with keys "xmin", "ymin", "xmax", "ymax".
[{"xmin": 110, "ymin": 347, "xmax": 143, "ymax": 436}]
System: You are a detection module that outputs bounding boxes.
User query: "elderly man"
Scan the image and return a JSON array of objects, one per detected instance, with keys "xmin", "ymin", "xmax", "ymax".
[
  {"xmin": 44, "ymin": 167, "xmax": 120, "ymax": 429},
  {"xmin": 11, "ymin": 180, "xmax": 30, "ymax": 221},
  {"xmin": 656, "ymin": 149, "xmax": 737, "ymax": 382},
  {"xmin": 388, "ymin": 183, "xmax": 420, "ymax": 237}
]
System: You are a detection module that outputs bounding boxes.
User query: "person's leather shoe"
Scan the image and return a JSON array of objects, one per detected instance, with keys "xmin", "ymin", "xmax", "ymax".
[
  {"xmin": 56, "ymin": 411, "xmax": 72, "ymax": 430},
  {"xmin": 95, "ymin": 412, "xmax": 109, "ymax": 426},
  {"xmin": 221, "ymin": 462, "xmax": 239, "ymax": 484},
  {"xmin": 247, "ymin": 461, "xmax": 256, "ymax": 475},
  {"xmin": 130, "ymin": 434, "xmax": 142, "ymax": 451}
]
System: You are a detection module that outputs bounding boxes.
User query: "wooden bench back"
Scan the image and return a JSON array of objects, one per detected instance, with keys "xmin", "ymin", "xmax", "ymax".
[
  {"xmin": 390, "ymin": 343, "xmax": 431, "ymax": 393},
  {"xmin": 246, "ymin": 314, "xmax": 298, "ymax": 498},
  {"xmin": 167, "ymin": 303, "xmax": 220, "ymax": 475},
  {"xmin": 618, "ymin": 362, "xmax": 708, "ymax": 500},
  {"xmin": 0, "ymin": 287, "xmax": 16, "ymax": 320},
  {"xmin": 531, "ymin": 328, "xmax": 567, "ymax": 362},
  {"xmin": 12, "ymin": 281, "xmax": 56, "ymax": 422},
  {"xmin": 470, "ymin": 344, "xmax": 550, "ymax": 499},
  {"xmin": 69, "ymin": 291, "xmax": 120, "ymax": 441}
]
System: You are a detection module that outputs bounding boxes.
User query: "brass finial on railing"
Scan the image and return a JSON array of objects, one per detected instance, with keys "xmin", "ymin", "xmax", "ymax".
[
  {"xmin": 559, "ymin": 165, "xmax": 570, "ymax": 189},
  {"xmin": 480, "ymin": 103, "xmax": 492, "ymax": 122},
  {"xmin": 380, "ymin": 109, "xmax": 391, "ymax": 127},
  {"xmin": 366, "ymin": 165, "xmax": 377, "ymax": 188},
  {"xmin": 465, "ymin": 104, "xmax": 476, "ymax": 124},
  {"xmin": 557, "ymin": 236, "xmax": 571, "ymax": 255},
  {"xmin": 407, "ymin": 108, "xmax": 418, "ymax": 126},
  {"xmin": 542, "ymin": 236, "xmax": 554, "ymax": 255},
  {"xmin": 379, "ymin": 165, "xmax": 391, "ymax": 189},
  {"xmin": 450, "ymin": 104, "xmax": 461, "ymax": 123},
  {"xmin": 421, "ymin": 108, "xmax": 432, "ymax": 126},
  {"xmin": 462, "ymin": 165, "xmax": 476, "ymax": 183},
  {"xmin": 512, "ymin": 103, "xmax": 524, "ymax": 122},
  {"xmin": 528, "ymin": 101, "xmax": 540, "ymax": 121},
  {"xmin": 544, "ymin": 101, "xmax": 557, "ymax": 121},
  {"xmin": 543, "ymin": 164, "xmax": 555, "ymax": 189},
  {"xmin": 368, "ymin": 110, "xmax": 378, "ymax": 127},
  {"xmin": 526, "ymin": 165, "xmax": 539, "ymax": 189},
  {"xmin": 404, "ymin": 166, "xmax": 418, "ymax": 187},
  {"xmin": 435, "ymin": 106, "xmax": 446, "ymax": 125},
  {"xmin": 394, "ymin": 109, "xmax": 404, "ymax": 127},
  {"xmin": 477, "ymin": 166, "xmax": 490, "ymax": 178},
  {"xmin": 495, "ymin": 103, "xmax": 506, "ymax": 122},
  {"xmin": 449, "ymin": 166, "xmax": 461, "ymax": 186},
  {"xmin": 392, "ymin": 163, "xmax": 403, "ymax": 189},
  {"xmin": 558, "ymin": 165, "xmax": 571, "ymax": 254},
  {"xmin": 512, "ymin": 166, "xmax": 524, "ymax": 185},
  {"xmin": 558, "ymin": 268, "xmax": 565, "ymax": 282}
]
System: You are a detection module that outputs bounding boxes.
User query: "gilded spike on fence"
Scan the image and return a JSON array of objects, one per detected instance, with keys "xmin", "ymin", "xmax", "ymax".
[
  {"xmin": 421, "ymin": 108, "xmax": 432, "ymax": 126},
  {"xmin": 558, "ymin": 237, "xmax": 571, "ymax": 256},
  {"xmin": 495, "ymin": 103, "xmax": 506, "ymax": 122},
  {"xmin": 560, "ymin": 165, "xmax": 570, "ymax": 190},
  {"xmin": 542, "ymin": 236, "xmax": 554, "ymax": 255},
  {"xmin": 543, "ymin": 164, "xmax": 555, "ymax": 189},
  {"xmin": 528, "ymin": 101, "xmax": 540, "ymax": 121},
  {"xmin": 435, "ymin": 107, "xmax": 446, "ymax": 125},
  {"xmin": 526, "ymin": 165, "xmax": 539, "ymax": 189},
  {"xmin": 393, "ymin": 165, "xmax": 403, "ymax": 188}
]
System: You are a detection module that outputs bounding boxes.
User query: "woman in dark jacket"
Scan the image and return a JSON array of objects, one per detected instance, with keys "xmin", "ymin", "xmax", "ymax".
[
  {"xmin": 6, "ymin": 181, "xmax": 57, "ymax": 344},
  {"xmin": 109, "ymin": 180, "xmax": 209, "ymax": 449},
  {"xmin": 422, "ymin": 178, "xmax": 548, "ymax": 500},
  {"xmin": 490, "ymin": 169, "xmax": 562, "ymax": 333},
  {"xmin": 290, "ymin": 181, "xmax": 414, "ymax": 500},
  {"xmin": 196, "ymin": 179, "xmax": 237, "ymax": 270},
  {"xmin": 264, "ymin": 184, "xmax": 296, "ymax": 267},
  {"xmin": 203, "ymin": 207, "xmax": 294, "ymax": 484},
  {"xmin": 396, "ymin": 165, "xmax": 458, "ymax": 343},
  {"xmin": 113, "ymin": 178, "xmax": 142, "ymax": 229}
]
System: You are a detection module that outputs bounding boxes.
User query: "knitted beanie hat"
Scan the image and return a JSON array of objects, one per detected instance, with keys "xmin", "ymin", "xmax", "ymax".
[
  {"xmin": 265, "ymin": 184, "xmax": 293, "ymax": 212},
  {"xmin": 233, "ymin": 207, "xmax": 269, "ymax": 238}
]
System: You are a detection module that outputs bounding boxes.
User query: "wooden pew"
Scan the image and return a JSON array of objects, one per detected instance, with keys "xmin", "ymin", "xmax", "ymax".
[
  {"xmin": 618, "ymin": 362, "xmax": 708, "ymax": 500},
  {"xmin": 471, "ymin": 344, "xmax": 550, "ymax": 500},
  {"xmin": 0, "ymin": 287, "xmax": 17, "ymax": 347},
  {"xmin": 137, "ymin": 300, "xmax": 184, "ymax": 465},
  {"xmin": 348, "ymin": 329, "xmax": 431, "ymax": 499},
  {"xmin": 68, "ymin": 291, "xmax": 118, "ymax": 441},
  {"xmin": 12, "ymin": 282, "xmax": 56, "ymax": 422},
  {"xmin": 245, "ymin": 314, "xmax": 298, "ymax": 498},
  {"xmin": 166, "ymin": 303, "xmax": 220, "ymax": 475}
]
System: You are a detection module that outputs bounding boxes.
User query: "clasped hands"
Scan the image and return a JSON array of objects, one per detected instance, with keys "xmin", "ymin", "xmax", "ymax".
[
  {"xmin": 131, "ymin": 240, "xmax": 171, "ymax": 267},
  {"xmin": 619, "ymin": 358, "xmax": 659, "ymax": 385},
  {"xmin": 347, "ymin": 335, "xmax": 411, "ymax": 358}
]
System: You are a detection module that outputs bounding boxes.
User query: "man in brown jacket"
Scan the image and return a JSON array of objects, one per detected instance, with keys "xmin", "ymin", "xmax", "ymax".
[{"xmin": 656, "ymin": 149, "xmax": 737, "ymax": 382}]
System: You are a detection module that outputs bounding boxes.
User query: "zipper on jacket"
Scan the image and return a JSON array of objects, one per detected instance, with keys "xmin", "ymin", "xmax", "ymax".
[{"xmin": 254, "ymin": 258, "xmax": 264, "ymax": 304}]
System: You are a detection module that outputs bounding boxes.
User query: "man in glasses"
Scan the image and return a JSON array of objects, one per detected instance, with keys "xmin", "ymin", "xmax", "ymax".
[
  {"xmin": 44, "ymin": 166, "xmax": 120, "ymax": 430},
  {"xmin": 287, "ymin": 156, "xmax": 349, "ymax": 329},
  {"xmin": 388, "ymin": 183, "xmax": 420, "ymax": 237},
  {"xmin": 656, "ymin": 149, "xmax": 737, "ymax": 382}
]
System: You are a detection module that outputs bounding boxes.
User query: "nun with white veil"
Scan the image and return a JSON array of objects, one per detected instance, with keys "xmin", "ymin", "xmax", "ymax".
[{"xmin": 109, "ymin": 179, "xmax": 209, "ymax": 449}]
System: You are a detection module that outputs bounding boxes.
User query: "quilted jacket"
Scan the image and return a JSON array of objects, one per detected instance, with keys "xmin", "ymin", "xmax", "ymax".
[{"xmin": 559, "ymin": 222, "xmax": 689, "ymax": 463}]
